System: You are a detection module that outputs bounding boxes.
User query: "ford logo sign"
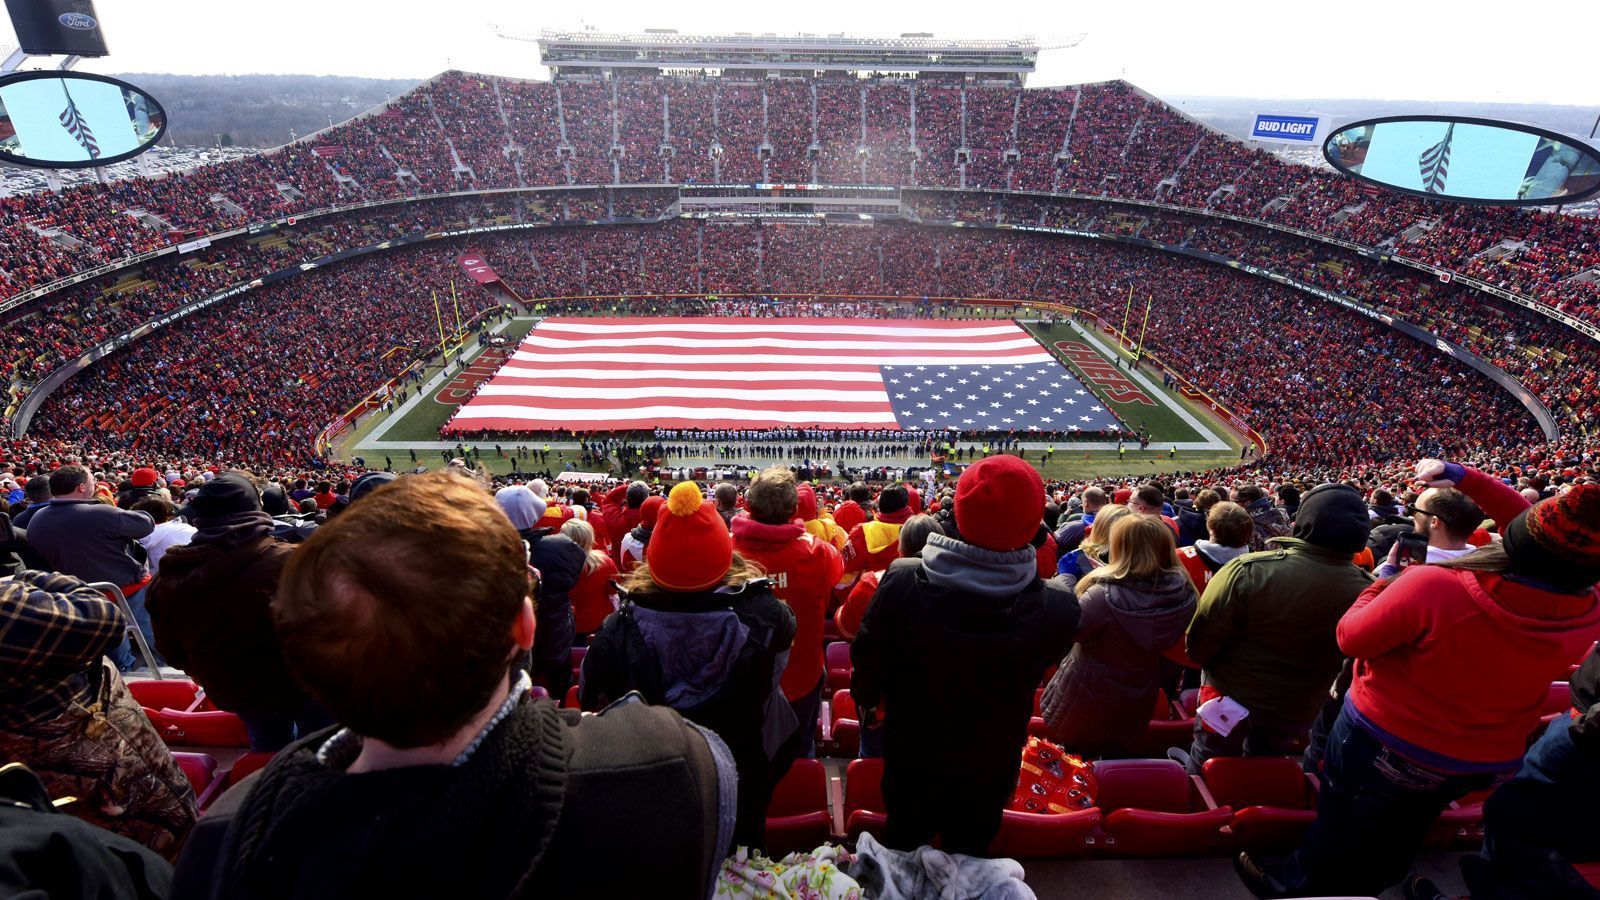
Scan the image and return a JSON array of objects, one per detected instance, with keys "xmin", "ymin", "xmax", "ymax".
[{"xmin": 58, "ymin": 13, "xmax": 98, "ymax": 29}]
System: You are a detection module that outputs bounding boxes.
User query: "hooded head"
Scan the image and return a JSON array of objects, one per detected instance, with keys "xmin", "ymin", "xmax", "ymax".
[
  {"xmin": 1291, "ymin": 484, "xmax": 1370, "ymax": 555},
  {"xmin": 638, "ymin": 495, "xmax": 665, "ymax": 531},
  {"xmin": 348, "ymin": 471, "xmax": 397, "ymax": 506},
  {"xmin": 796, "ymin": 483, "xmax": 820, "ymax": 522},
  {"xmin": 495, "ymin": 485, "xmax": 547, "ymax": 532},
  {"xmin": 186, "ymin": 472, "xmax": 262, "ymax": 521},
  {"xmin": 261, "ymin": 482, "xmax": 291, "ymax": 516}
]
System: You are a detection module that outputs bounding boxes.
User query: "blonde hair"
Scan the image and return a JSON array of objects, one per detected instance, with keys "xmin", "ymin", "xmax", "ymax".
[
  {"xmin": 620, "ymin": 552, "xmax": 767, "ymax": 597},
  {"xmin": 1076, "ymin": 514, "xmax": 1182, "ymax": 596},
  {"xmin": 560, "ymin": 518, "xmax": 610, "ymax": 576},
  {"xmin": 1079, "ymin": 504, "xmax": 1134, "ymax": 563}
]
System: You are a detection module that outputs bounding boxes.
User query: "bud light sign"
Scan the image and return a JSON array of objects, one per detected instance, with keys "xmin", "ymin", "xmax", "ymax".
[{"xmin": 1252, "ymin": 114, "xmax": 1320, "ymax": 143}]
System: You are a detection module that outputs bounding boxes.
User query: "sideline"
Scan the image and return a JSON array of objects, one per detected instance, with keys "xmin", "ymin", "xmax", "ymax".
[{"xmin": 1065, "ymin": 321, "xmax": 1230, "ymax": 451}]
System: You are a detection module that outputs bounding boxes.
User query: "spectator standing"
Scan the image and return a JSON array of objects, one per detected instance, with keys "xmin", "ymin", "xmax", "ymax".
[
  {"xmin": 581, "ymin": 481, "xmax": 796, "ymax": 850},
  {"xmin": 147, "ymin": 473, "xmax": 329, "ymax": 751},
  {"xmin": 1041, "ymin": 515, "xmax": 1199, "ymax": 758},
  {"xmin": 851, "ymin": 456, "xmax": 1079, "ymax": 855},
  {"xmin": 11, "ymin": 476, "xmax": 51, "ymax": 528},
  {"xmin": 26, "ymin": 465, "xmax": 156, "ymax": 671},
  {"xmin": 496, "ymin": 485, "xmax": 586, "ymax": 700},
  {"xmin": 1241, "ymin": 465, "xmax": 1600, "ymax": 897},
  {"xmin": 132, "ymin": 496, "xmax": 195, "ymax": 575},
  {"xmin": 841, "ymin": 484, "xmax": 913, "ymax": 576},
  {"xmin": 1058, "ymin": 504, "xmax": 1134, "ymax": 578},
  {"xmin": 562, "ymin": 518, "xmax": 618, "ymax": 639},
  {"xmin": 833, "ymin": 482, "xmax": 871, "ymax": 534},
  {"xmin": 1373, "ymin": 487, "xmax": 1483, "ymax": 579},
  {"xmin": 1176, "ymin": 501, "xmax": 1255, "ymax": 590},
  {"xmin": 0, "ymin": 571, "xmax": 197, "ymax": 859},
  {"xmin": 731, "ymin": 467, "xmax": 845, "ymax": 762},
  {"xmin": 176, "ymin": 472, "xmax": 734, "ymax": 898},
  {"xmin": 1232, "ymin": 484, "xmax": 1291, "ymax": 552},
  {"xmin": 1176, "ymin": 488, "xmax": 1221, "ymax": 548},
  {"xmin": 1183, "ymin": 484, "xmax": 1372, "ymax": 773},
  {"xmin": 835, "ymin": 514, "xmax": 942, "ymax": 642}
]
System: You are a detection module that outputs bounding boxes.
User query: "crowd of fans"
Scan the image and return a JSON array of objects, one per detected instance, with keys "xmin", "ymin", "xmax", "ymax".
[
  {"xmin": 1, "ymin": 430, "xmax": 1595, "ymax": 897},
  {"xmin": 7, "ymin": 73, "xmax": 1600, "ymax": 335},
  {"xmin": 18, "ymin": 215, "xmax": 1572, "ymax": 472}
]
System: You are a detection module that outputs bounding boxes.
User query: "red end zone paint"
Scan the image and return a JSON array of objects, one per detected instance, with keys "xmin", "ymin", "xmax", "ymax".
[
  {"xmin": 1053, "ymin": 341, "xmax": 1157, "ymax": 406},
  {"xmin": 435, "ymin": 347, "xmax": 511, "ymax": 405}
]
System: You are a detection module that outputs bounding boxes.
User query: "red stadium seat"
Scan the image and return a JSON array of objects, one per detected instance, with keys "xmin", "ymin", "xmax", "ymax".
[
  {"xmin": 1542, "ymin": 681, "xmax": 1573, "ymax": 716},
  {"xmin": 202, "ymin": 750, "xmax": 276, "ymax": 810},
  {"xmin": 830, "ymin": 690, "xmax": 860, "ymax": 756},
  {"xmin": 767, "ymin": 759, "xmax": 832, "ymax": 855},
  {"xmin": 1426, "ymin": 789, "xmax": 1491, "ymax": 850},
  {"xmin": 128, "ymin": 679, "xmax": 211, "ymax": 712},
  {"xmin": 991, "ymin": 808, "xmax": 1101, "ymax": 859},
  {"xmin": 170, "ymin": 751, "xmax": 217, "ymax": 795},
  {"xmin": 825, "ymin": 641, "xmax": 851, "ymax": 672},
  {"xmin": 1095, "ymin": 759, "xmax": 1232, "ymax": 857},
  {"xmin": 562, "ymin": 685, "xmax": 580, "ymax": 709},
  {"xmin": 151, "ymin": 708, "xmax": 251, "ymax": 748},
  {"xmin": 843, "ymin": 758, "xmax": 887, "ymax": 841},
  {"xmin": 1200, "ymin": 757, "xmax": 1318, "ymax": 854}
]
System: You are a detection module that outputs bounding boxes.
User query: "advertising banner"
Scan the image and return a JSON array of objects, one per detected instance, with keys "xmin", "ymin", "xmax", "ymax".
[{"xmin": 1252, "ymin": 114, "xmax": 1320, "ymax": 143}]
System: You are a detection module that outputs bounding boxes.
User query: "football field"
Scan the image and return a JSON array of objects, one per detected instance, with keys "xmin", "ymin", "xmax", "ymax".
[{"xmin": 341, "ymin": 316, "xmax": 1245, "ymax": 479}]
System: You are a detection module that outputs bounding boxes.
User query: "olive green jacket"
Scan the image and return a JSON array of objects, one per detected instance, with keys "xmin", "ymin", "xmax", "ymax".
[{"xmin": 1186, "ymin": 537, "xmax": 1374, "ymax": 728}]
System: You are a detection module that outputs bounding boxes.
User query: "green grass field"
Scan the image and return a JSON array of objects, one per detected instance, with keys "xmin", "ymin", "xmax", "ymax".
[{"xmin": 342, "ymin": 315, "xmax": 1248, "ymax": 481}]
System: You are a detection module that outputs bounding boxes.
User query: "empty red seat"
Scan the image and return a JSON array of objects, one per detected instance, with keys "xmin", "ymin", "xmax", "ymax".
[
  {"xmin": 1200, "ymin": 757, "xmax": 1318, "ymax": 854},
  {"xmin": 151, "ymin": 708, "xmax": 251, "ymax": 748},
  {"xmin": 1095, "ymin": 758, "xmax": 1232, "ymax": 856},
  {"xmin": 569, "ymin": 646, "xmax": 587, "ymax": 675},
  {"xmin": 128, "ymin": 679, "xmax": 207, "ymax": 712},
  {"xmin": 830, "ymin": 689, "xmax": 860, "ymax": 756},
  {"xmin": 991, "ymin": 809, "xmax": 1101, "ymax": 859},
  {"xmin": 170, "ymin": 751, "xmax": 217, "ymax": 795},
  {"xmin": 1542, "ymin": 681, "xmax": 1573, "ymax": 716},
  {"xmin": 825, "ymin": 641, "xmax": 853, "ymax": 693},
  {"xmin": 1427, "ymin": 788, "xmax": 1491, "ymax": 850},
  {"xmin": 562, "ymin": 685, "xmax": 581, "ymax": 709},
  {"xmin": 843, "ymin": 758, "xmax": 887, "ymax": 840},
  {"xmin": 767, "ymin": 759, "xmax": 832, "ymax": 854},
  {"xmin": 825, "ymin": 641, "xmax": 851, "ymax": 672}
]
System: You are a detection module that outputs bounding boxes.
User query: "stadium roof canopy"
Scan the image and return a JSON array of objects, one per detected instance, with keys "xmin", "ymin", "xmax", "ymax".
[{"xmin": 495, "ymin": 27, "xmax": 1084, "ymax": 82}]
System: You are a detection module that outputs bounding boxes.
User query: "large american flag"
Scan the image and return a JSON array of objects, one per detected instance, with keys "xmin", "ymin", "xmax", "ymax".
[{"xmin": 446, "ymin": 317, "xmax": 1124, "ymax": 433}]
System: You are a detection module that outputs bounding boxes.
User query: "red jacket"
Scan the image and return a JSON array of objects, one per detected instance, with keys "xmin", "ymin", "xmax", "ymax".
[
  {"xmin": 600, "ymin": 484, "xmax": 643, "ymax": 564},
  {"xmin": 1340, "ymin": 466, "xmax": 1600, "ymax": 768},
  {"xmin": 833, "ymin": 500, "xmax": 867, "ymax": 535},
  {"xmin": 842, "ymin": 508, "xmax": 913, "ymax": 575},
  {"xmin": 732, "ymin": 517, "xmax": 845, "ymax": 701},
  {"xmin": 1035, "ymin": 532, "xmax": 1058, "ymax": 580},
  {"xmin": 571, "ymin": 554, "xmax": 619, "ymax": 635},
  {"xmin": 836, "ymin": 570, "xmax": 880, "ymax": 641}
]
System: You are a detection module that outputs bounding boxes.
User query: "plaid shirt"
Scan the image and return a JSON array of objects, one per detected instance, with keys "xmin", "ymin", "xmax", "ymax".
[{"xmin": 0, "ymin": 571, "xmax": 126, "ymax": 729}]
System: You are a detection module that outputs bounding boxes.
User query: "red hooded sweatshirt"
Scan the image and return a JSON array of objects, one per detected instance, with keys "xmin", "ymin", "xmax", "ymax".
[
  {"xmin": 732, "ymin": 516, "xmax": 845, "ymax": 701},
  {"xmin": 842, "ymin": 506, "xmax": 914, "ymax": 575},
  {"xmin": 1340, "ymin": 466, "xmax": 1600, "ymax": 769}
]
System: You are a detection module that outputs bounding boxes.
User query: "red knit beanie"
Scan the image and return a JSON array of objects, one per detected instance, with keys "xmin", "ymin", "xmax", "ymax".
[
  {"xmin": 130, "ymin": 467, "xmax": 160, "ymax": 488},
  {"xmin": 955, "ymin": 455, "xmax": 1045, "ymax": 552},
  {"xmin": 1112, "ymin": 488, "xmax": 1133, "ymax": 505},
  {"xmin": 1525, "ymin": 484, "xmax": 1600, "ymax": 566},
  {"xmin": 647, "ymin": 482, "xmax": 733, "ymax": 592},
  {"xmin": 638, "ymin": 496, "xmax": 665, "ymax": 530}
]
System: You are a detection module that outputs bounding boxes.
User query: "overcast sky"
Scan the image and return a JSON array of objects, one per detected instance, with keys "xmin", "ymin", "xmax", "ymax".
[{"xmin": 15, "ymin": 0, "xmax": 1599, "ymax": 107}]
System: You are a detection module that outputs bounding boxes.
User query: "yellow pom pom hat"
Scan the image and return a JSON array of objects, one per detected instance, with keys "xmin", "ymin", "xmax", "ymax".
[{"xmin": 646, "ymin": 481, "xmax": 734, "ymax": 592}]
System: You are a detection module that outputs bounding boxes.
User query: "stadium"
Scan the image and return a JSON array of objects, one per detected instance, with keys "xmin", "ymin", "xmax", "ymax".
[{"xmin": 2, "ymin": 14, "xmax": 1598, "ymax": 900}]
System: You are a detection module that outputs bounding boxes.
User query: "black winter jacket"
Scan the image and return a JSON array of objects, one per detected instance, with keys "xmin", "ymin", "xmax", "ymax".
[{"xmin": 852, "ymin": 535, "xmax": 1080, "ymax": 779}]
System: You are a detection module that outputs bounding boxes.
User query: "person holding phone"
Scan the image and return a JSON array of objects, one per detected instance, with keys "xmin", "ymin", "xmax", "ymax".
[{"xmin": 1374, "ymin": 487, "xmax": 1484, "ymax": 579}]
